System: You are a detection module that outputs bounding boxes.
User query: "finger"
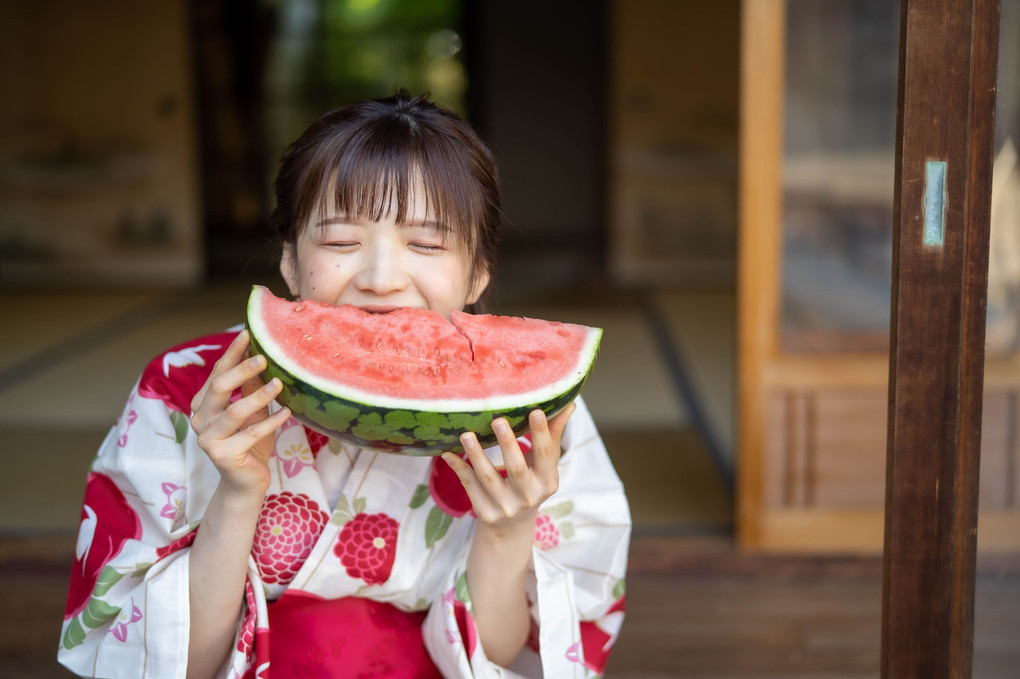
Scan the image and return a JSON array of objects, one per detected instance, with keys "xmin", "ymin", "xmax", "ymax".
[
  {"xmin": 240, "ymin": 372, "xmax": 268, "ymax": 399},
  {"xmin": 190, "ymin": 331, "xmax": 251, "ymax": 413},
  {"xmin": 461, "ymin": 430, "xmax": 508, "ymax": 493},
  {"xmin": 441, "ymin": 445, "xmax": 499, "ymax": 519},
  {"xmin": 235, "ymin": 405, "xmax": 292, "ymax": 462},
  {"xmin": 493, "ymin": 418, "xmax": 530, "ymax": 482},
  {"xmin": 547, "ymin": 401, "xmax": 576, "ymax": 442},
  {"xmin": 530, "ymin": 405, "xmax": 572, "ymax": 482},
  {"xmin": 206, "ymin": 405, "xmax": 292, "ymax": 476},
  {"xmin": 192, "ymin": 354, "xmax": 266, "ymax": 434},
  {"xmin": 200, "ymin": 353, "xmax": 268, "ymax": 420},
  {"xmin": 203, "ymin": 377, "xmax": 283, "ymax": 441}
]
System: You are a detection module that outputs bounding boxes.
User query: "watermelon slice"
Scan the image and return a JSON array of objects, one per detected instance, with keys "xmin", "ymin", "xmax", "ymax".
[{"xmin": 246, "ymin": 285, "xmax": 602, "ymax": 455}]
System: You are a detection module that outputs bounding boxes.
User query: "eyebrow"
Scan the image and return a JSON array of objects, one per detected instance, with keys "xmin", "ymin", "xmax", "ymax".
[{"xmin": 316, "ymin": 216, "xmax": 450, "ymax": 232}]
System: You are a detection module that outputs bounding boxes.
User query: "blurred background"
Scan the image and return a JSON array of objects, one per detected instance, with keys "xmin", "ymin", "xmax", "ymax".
[{"xmin": 1, "ymin": 0, "xmax": 1019, "ymax": 677}]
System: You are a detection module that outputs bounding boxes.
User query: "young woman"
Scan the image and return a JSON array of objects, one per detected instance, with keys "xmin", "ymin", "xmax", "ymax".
[{"xmin": 59, "ymin": 91, "xmax": 630, "ymax": 679}]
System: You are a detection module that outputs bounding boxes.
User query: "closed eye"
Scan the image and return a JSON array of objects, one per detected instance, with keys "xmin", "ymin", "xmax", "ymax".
[
  {"xmin": 325, "ymin": 242, "xmax": 359, "ymax": 251},
  {"xmin": 409, "ymin": 242, "xmax": 445, "ymax": 253}
]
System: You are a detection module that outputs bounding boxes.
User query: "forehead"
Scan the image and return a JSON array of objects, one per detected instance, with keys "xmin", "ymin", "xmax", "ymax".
[{"xmin": 304, "ymin": 168, "xmax": 468, "ymax": 238}]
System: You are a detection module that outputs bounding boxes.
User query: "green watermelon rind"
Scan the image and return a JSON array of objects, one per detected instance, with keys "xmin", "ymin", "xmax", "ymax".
[{"xmin": 245, "ymin": 296, "xmax": 600, "ymax": 456}]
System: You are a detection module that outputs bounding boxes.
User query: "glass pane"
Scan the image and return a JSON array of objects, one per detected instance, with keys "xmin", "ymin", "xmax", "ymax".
[
  {"xmin": 986, "ymin": 0, "xmax": 1020, "ymax": 355},
  {"xmin": 780, "ymin": 0, "xmax": 900, "ymax": 352},
  {"xmin": 976, "ymin": 3, "xmax": 1020, "ymax": 675}
]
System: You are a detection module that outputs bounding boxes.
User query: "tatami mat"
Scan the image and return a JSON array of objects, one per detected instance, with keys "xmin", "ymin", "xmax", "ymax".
[
  {"xmin": 602, "ymin": 429, "xmax": 733, "ymax": 530},
  {"xmin": 0, "ymin": 283, "xmax": 734, "ymax": 534},
  {"xmin": 652, "ymin": 290, "xmax": 737, "ymax": 467},
  {"xmin": 0, "ymin": 429, "xmax": 105, "ymax": 533},
  {"xmin": 0, "ymin": 295, "xmax": 245, "ymax": 428},
  {"xmin": 0, "ymin": 291, "xmax": 158, "ymax": 375}
]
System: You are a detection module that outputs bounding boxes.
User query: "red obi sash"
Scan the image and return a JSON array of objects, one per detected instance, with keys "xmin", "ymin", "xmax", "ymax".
[{"xmin": 265, "ymin": 592, "xmax": 443, "ymax": 679}]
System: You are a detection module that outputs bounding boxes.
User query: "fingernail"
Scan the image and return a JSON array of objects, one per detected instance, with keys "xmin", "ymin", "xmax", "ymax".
[{"xmin": 492, "ymin": 419, "xmax": 508, "ymax": 435}]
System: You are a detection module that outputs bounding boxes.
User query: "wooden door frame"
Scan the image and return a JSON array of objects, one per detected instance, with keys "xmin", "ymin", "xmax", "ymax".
[
  {"xmin": 881, "ymin": 0, "xmax": 1000, "ymax": 675},
  {"xmin": 738, "ymin": 0, "xmax": 1002, "ymax": 673},
  {"xmin": 737, "ymin": 0, "xmax": 1019, "ymax": 554},
  {"xmin": 737, "ymin": 0, "xmax": 785, "ymax": 551}
]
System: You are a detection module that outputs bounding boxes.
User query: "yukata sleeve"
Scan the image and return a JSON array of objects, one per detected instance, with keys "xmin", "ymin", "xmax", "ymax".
[
  {"xmin": 421, "ymin": 397, "xmax": 631, "ymax": 679},
  {"xmin": 58, "ymin": 335, "xmax": 239, "ymax": 679}
]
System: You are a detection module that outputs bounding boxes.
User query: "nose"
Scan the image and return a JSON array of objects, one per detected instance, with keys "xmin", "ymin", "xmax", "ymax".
[{"xmin": 354, "ymin": 243, "xmax": 408, "ymax": 296}]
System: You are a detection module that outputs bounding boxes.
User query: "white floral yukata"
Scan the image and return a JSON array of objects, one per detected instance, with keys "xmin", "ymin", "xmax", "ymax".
[{"xmin": 58, "ymin": 328, "xmax": 631, "ymax": 679}]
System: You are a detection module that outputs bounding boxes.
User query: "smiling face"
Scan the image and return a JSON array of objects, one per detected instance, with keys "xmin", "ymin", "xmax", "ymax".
[
  {"xmin": 280, "ymin": 180, "xmax": 489, "ymax": 317},
  {"xmin": 269, "ymin": 93, "xmax": 502, "ymax": 313}
]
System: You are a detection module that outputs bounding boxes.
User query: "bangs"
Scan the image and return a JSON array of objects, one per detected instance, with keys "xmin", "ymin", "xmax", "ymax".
[
  {"xmin": 270, "ymin": 92, "xmax": 503, "ymax": 311},
  {"xmin": 300, "ymin": 118, "xmax": 483, "ymax": 251}
]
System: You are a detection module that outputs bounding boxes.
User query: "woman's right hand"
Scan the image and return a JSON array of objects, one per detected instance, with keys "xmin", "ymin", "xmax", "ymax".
[{"xmin": 189, "ymin": 329, "xmax": 292, "ymax": 496}]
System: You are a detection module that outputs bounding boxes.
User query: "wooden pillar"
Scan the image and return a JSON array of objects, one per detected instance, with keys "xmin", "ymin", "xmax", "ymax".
[{"xmin": 882, "ymin": 1, "xmax": 1000, "ymax": 677}]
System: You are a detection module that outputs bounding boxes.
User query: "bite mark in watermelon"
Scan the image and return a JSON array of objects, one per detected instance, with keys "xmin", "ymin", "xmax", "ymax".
[{"xmin": 246, "ymin": 286, "xmax": 601, "ymax": 455}]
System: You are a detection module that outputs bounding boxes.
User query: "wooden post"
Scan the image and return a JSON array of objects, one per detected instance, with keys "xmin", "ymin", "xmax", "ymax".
[{"xmin": 882, "ymin": 0, "xmax": 1000, "ymax": 677}]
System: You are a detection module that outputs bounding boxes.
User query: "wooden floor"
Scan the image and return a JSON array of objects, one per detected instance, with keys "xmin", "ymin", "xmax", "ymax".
[
  {"xmin": 5, "ymin": 534, "xmax": 1020, "ymax": 678},
  {"xmin": 609, "ymin": 536, "xmax": 1020, "ymax": 679}
]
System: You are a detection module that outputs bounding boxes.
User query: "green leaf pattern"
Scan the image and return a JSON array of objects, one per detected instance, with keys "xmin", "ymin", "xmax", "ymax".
[
  {"xmin": 425, "ymin": 506, "xmax": 454, "ymax": 548},
  {"xmin": 612, "ymin": 578, "xmax": 626, "ymax": 600},
  {"xmin": 545, "ymin": 501, "xmax": 574, "ymax": 519},
  {"xmin": 455, "ymin": 570, "xmax": 470, "ymax": 604},
  {"xmin": 170, "ymin": 411, "xmax": 189, "ymax": 444},
  {"xmin": 409, "ymin": 484, "xmax": 429, "ymax": 509},
  {"xmin": 62, "ymin": 595, "xmax": 123, "ymax": 650},
  {"xmin": 92, "ymin": 566, "xmax": 125, "ymax": 597},
  {"xmin": 540, "ymin": 500, "xmax": 576, "ymax": 545},
  {"xmin": 330, "ymin": 493, "xmax": 361, "ymax": 525}
]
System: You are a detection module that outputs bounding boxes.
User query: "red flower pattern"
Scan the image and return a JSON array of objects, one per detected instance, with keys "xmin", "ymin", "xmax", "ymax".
[
  {"xmin": 333, "ymin": 513, "xmax": 399, "ymax": 585},
  {"xmin": 303, "ymin": 426, "xmax": 330, "ymax": 457},
  {"xmin": 237, "ymin": 579, "xmax": 257, "ymax": 660},
  {"xmin": 534, "ymin": 512, "xmax": 560, "ymax": 550},
  {"xmin": 428, "ymin": 434, "xmax": 532, "ymax": 517},
  {"xmin": 252, "ymin": 492, "xmax": 329, "ymax": 585}
]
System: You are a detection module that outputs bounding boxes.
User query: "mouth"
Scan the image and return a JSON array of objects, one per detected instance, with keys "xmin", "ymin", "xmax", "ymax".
[{"xmin": 359, "ymin": 305, "xmax": 402, "ymax": 314}]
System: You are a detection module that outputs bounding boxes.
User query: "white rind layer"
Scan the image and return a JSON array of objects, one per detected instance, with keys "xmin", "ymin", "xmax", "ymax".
[{"xmin": 248, "ymin": 289, "xmax": 601, "ymax": 412}]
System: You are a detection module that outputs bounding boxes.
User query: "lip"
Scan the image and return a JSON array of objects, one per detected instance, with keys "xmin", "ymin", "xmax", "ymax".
[{"xmin": 358, "ymin": 305, "xmax": 403, "ymax": 314}]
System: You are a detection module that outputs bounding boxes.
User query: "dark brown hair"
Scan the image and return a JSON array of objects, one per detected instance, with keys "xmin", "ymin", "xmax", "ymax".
[{"xmin": 269, "ymin": 90, "xmax": 501, "ymax": 309}]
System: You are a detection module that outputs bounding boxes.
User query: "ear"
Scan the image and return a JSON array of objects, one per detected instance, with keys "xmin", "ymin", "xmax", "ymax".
[
  {"xmin": 466, "ymin": 267, "xmax": 491, "ymax": 306},
  {"xmin": 279, "ymin": 244, "xmax": 300, "ymax": 298}
]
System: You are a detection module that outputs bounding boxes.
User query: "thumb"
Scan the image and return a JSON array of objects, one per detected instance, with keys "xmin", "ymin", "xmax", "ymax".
[{"xmin": 548, "ymin": 401, "xmax": 577, "ymax": 441}]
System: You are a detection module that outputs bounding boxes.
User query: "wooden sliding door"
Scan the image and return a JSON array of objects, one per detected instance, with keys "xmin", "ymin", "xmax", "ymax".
[{"xmin": 738, "ymin": 0, "xmax": 1020, "ymax": 552}]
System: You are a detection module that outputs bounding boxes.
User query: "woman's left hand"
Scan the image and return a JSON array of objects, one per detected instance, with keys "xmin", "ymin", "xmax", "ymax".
[{"xmin": 442, "ymin": 402, "xmax": 576, "ymax": 535}]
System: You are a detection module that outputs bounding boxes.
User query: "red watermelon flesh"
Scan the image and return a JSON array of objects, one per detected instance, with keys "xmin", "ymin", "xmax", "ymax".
[{"xmin": 246, "ymin": 286, "xmax": 602, "ymax": 454}]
